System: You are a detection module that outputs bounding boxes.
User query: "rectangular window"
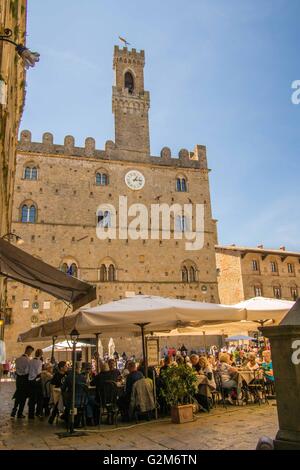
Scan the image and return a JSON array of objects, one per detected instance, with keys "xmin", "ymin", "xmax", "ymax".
[
  {"xmin": 252, "ymin": 260, "xmax": 259, "ymax": 271},
  {"xmin": 287, "ymin": 263, "xmax": 294, "ymax": 274},
  {"xmin": 291, "ymin": 288, "xmax": 298, "ymax": 301},
  {"xmin": 22, "ymin": 300, "xmax": 29, "ymax": 309},
  {"xmin": 273, "ymin": 287, "xmax": 281, "ymax": 299},
  {"xmin": 271, "ymin": 262, "xmax": 277, "ymax": 273},
  {"xmin": 254, "ymin": 286, "xmax": 262, "ymax": 297},
  {"xmin": 43, "ymin": 301, "xmax": 51, "ymax": 310}
]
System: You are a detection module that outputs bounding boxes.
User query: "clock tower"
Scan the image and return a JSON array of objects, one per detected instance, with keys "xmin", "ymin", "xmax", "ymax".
[{"xmin": 112, "ymin": 46, "xmax": 150, "ymax": 157}]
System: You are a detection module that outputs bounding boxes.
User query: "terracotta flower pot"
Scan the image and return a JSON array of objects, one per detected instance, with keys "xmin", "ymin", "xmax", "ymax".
[{"xmin": 171, "ymin": 404, "xmax": 194, "ymax": 424}]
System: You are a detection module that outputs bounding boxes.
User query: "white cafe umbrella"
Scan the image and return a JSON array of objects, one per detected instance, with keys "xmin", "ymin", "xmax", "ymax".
[
  {"xmin": 19, "ymin": 295, "xmax": 246, "ymax": 343},
  {"xmin": 232, "ymin": 297, "xmax": 294, "ymax": 323}
]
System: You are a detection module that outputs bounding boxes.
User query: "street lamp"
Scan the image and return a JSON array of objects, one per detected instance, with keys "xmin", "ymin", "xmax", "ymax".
[
  {"xmin": 0, "ymin": 29, "xmax": 40, "ymax": 69},
  {"xmin": 50, "ymin": 335, "xmax": 57, "ymax": 364},
  {"xmin": 70, "ymin": 328, "xmax": 79, "ymax": 434},
  {"xmin": 2, "ymin": 233, "xmax": 24, "ymax": 245}
]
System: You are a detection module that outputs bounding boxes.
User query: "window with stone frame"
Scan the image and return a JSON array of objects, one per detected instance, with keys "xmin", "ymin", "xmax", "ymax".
[
  {"xmin": 273, "ymin": 286, "xmax": 281, "ymax": 299},
  {"xmin": 99, "ymin": 262, "xmax": 116, "ymax": 282},
  {"xmin": 252, "ymin": 260, "xmax": 259, "ymax": 271},
  {"xmin": 287, "ymin": 263, "xmax": 295, "ymax": 274},
  {"xmin": 96, "ymin": 172, "xmax": 109, "ymax": 186},
  {"xmin": 181, "ymin": 261, "xmax": 198, "ymax": 283},
  {"xmin": 60, "ymin": 262, "xmax": 78, "ymax": 278},
  {"xmin": 175, "ymin": 215, "xmax": 189, "ymax": 232},
  {"xmin": 270, "ymin": 261, "xmax": 278, "ymax": 273},
  {"xmin": 97, "ymin": 210, "xmax": 111, "ymax": 228},
  {"xmin": 254, "ymin": 285, "xmax": 262, "ymax": 297},
  {"xmin": 176, "ymin": 177, "xmax": 187, "ymax": 192},
  {"xmin": 290, "ymin": 287, "xmax": 298, "ymax": 301},
  {"xmin": 21, "ymin": 204, "xmax": 37, "ymax": 223},
  {"xmin": 24, "ymin": 165, "xmax": 38, "ymax": 180}
]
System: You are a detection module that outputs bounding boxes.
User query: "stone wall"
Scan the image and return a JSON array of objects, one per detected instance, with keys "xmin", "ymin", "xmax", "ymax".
[
  {"xmin": 0, "ymin": 0, "xmax": 27, "ymax": 339},
  {"xmin": 216, "ymin": 246, "xmax": 300, "ymax": 304}
]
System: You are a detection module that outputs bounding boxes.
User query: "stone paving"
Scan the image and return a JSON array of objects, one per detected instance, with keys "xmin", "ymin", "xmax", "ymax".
[{"xmin": 0, "ymin": 380, "xmax": 278, "ymax": 450}]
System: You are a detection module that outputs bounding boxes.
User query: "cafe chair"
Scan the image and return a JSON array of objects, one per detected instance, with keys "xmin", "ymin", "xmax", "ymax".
[
  {"xmin": 129, "ymin": 378, "xmax": 155, "ymax": 422},
  {"xmin": 98, "ymin": 381, "xmax": 120, "ymax": 426}
]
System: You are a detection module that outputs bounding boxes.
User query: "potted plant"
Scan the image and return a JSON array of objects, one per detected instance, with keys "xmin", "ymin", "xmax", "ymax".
[{"xmin": 159, "ymin": 363, "xmax": 198, "ymax": 423}]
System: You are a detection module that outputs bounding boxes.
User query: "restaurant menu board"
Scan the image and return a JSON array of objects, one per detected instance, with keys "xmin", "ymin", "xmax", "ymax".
[{"xmin": 146, "ymin": 337, "xmax": 160, "ymax": 367}]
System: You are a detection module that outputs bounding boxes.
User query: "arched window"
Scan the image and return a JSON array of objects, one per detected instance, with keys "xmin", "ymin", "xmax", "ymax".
[
  {"xmin": 181, "ymin": 261, "xmax": 198, "ymax": 283},
  {"xmin": 176, "ymin": 177, "xmax": 187, "ymax": 192},
  {"xmin": 60, "ymin": 262, "xmax": 78, "ymax": 278},
  {"xmin": 181, "ymin": 266, "xmax": 189, "ymax": 283},
  {"xmin": 190, "ymin": 266, "xmax": 196, "ymax": 282},
  {"xmin": 96, "ymin": 172, "xmax": 108, "ymax": 186},
  {"xmin": 108, "ymin": 264, "xmax": 115, "ymax": 281},
  {"xmin": 97, "ymin": 210, "xmax": 111, "ymax": 228},
  {"xmin": 125, "ymin": 71, "xmax": 134, "ymax": 94},
  {"xmin": 99, "ymin": 264, "xmax": 107, "ymax": 282},
  {"xmin": 175, "ymin": 215, "xmax": 189, "ymax": 232},
  {"xmin": 21, "ymin": 204, "xmax": 36, "ymax": 223},
  {"xmin": 60, "ymin": 263, "xmax": 68, "ymax": 273},
  {"xmin": 69, "ymin": 263, "xmax": 78, "ymax": 277},
  {"xmin": 24, "ymin": 166, "xmax": 38, "ymax": 180},
  {"xmin": 21, "ymin": 204, "xmax": 28, "ymax": 222}
]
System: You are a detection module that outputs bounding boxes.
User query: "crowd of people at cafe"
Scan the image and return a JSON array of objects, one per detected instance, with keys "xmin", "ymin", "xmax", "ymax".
[{"xmin": 8, "ymin": 341, "xmax": 275, "ymax": 427}]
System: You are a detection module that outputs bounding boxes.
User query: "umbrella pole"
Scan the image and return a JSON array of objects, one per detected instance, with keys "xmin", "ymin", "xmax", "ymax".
[
  {"xmin": 70, "ymin": 340, "xmax": 76, "ymax": 433},
  {"xmin": 95, "ymin": 333, "xmax": 101, "ymax": 373},
  {"xmin": 136, "ymin": 323, "xmax": 149, "ymax": 378},
  {"xmin": 202, "ymin": 331, "xmax": 207, "ymax": 355},
  {"xmin": 51, "ymin": 335, "xmax": 57, "ymax": 364}
]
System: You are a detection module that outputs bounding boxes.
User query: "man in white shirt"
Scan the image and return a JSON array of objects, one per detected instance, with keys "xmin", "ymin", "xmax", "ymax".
[
  {"xmin": 28, "ymin": 349, "xmax": 43, "ymax": 419},
  {"xmin": 11, "ymin": 345, "xmax": 34, "ymax": 418}
]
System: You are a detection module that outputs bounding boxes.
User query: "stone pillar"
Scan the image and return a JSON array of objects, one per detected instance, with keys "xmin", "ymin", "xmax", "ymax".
[{"xmin": 260, "ymin": 298, "xmax": 300, "ymax": 450}]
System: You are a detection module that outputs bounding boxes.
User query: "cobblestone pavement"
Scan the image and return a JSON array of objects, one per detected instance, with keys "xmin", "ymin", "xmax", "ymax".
[{"xmin": 0, "ymin": 380, "xmax": 278, "ymax": 450}]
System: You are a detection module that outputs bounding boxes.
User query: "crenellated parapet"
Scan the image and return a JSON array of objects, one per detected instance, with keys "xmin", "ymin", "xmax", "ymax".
[
  {"xmin": 113, "ymin": 45, "xmax": 145, "ymax": 67},
  {"xmin": 18, "ymin": 130, "xmax": 207, "ymax": 169}
]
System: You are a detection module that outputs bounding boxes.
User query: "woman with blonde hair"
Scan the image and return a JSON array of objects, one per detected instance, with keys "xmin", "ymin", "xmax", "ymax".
[
  {"xmin": 198, "ymin": 356, "xmax": 216, "ymax": 390},
  {"xmin": 217, "ymin": 353, "xmax": 238, "ymax": 404}
]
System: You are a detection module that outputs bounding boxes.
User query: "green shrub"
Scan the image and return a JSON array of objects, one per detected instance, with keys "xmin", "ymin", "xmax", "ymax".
[{"xmin": 159, "ymin": 364, "xmax": 197, "ymax": 407}]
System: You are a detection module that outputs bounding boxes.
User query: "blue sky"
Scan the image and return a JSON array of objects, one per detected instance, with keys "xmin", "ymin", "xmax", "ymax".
[{"xmin": 22, "ymin": 0, "xmax": 300, "ymax": 250}]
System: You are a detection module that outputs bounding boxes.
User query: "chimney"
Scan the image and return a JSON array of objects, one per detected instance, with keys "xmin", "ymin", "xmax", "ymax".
[{"xmin": 279, "ymin": 246, "xmax": 286, "ymax": 251}]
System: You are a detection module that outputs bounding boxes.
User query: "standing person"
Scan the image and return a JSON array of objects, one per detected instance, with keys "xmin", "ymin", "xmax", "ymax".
[
  {"xmin": 28, "ymin": 349, "xmax": 43, "ymax": 419},
  {"xmin": 11, "ymin": 345, "xmax": 34, "ymax": 419},
  {"xmin": 41, "ymin": 363, "xmax": 53, "ymax": 416},
  {"xmin": 48, "ymin": 361, "xmax": 68, "ymax": 424}
]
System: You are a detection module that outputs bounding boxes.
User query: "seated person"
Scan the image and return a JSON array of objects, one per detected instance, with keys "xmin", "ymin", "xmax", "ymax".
[
  {"xmin": 138, "ymin": 360, "xmax": 157, "ymax": 380},
  {"xmin": 217, "ymin": 353, "xmax": 238, "ymax": 404},
  {"xmin": 159, "ymin": 356, "xmax": 171, "ymax": 377},
  {"xmin": 91, "ymin": 362, "xmax": 112, "ymax": 399},
  {"xmin": 118, "ymin": 361, "xmax": 144, "ymax": 420},
  {"xmin": 107, "ymin": 358, "xmax": 121, "ymax": 382},
  {"xmin": 246, "ymin": 353, "xmax": 260, "ymax": 371},
  {"xmin": 198, "ymin": 356, "xmax": 216, "ymax": 390},
  {"xmin": 61, "ymin": 362, "xmax": 94, "ymax": 425},
  {"xmin": 51, "ymin": 361, "xmax": 68, "ymax": 388},
  {"xmin": 261, "ymin": 350, "xmax": 274, "ymax": 383},
  {"xmin": 190, "ymin": 354, "xmax": 201, "ymax": 373}
]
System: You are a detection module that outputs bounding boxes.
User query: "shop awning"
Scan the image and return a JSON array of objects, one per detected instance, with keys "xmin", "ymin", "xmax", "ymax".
[{"xmin": 0, "ymin": 238, "xmax": 96, "ymax": 310}]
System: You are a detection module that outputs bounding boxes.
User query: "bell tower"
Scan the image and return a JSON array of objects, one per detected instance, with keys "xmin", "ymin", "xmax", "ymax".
[{"xmin": 112, "ymin": 46, "xmax": 150, "ymax": 156}]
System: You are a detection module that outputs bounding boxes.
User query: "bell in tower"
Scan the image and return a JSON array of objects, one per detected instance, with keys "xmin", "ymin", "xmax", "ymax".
[{"xmin": 112, "ymin": 46, "xmax": 150, "ymax": 157}]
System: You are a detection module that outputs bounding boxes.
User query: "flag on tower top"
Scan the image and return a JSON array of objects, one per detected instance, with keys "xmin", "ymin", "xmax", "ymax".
[{"xmin": 119, "ymin": 36, "xmax": 131, "ymax": 47}]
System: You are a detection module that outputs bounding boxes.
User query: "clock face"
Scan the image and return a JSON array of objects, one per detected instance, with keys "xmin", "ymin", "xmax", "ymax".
[{"xmin": 125, "ymin": 170, "xmax": 145, "ymax": 190}]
